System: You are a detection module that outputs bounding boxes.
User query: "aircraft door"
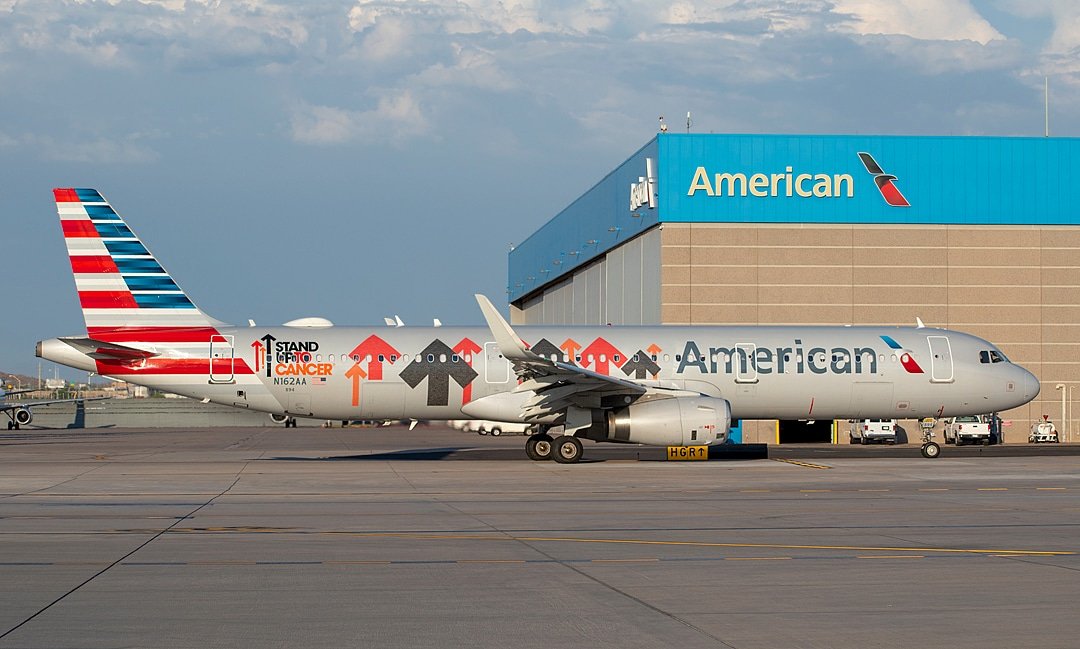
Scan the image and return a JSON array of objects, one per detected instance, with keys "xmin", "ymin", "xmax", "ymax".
[
  {"xmin": 927, "ymin": 336, "xmax": 954, "ymax": 383},
  {"xmin": 484, "ymin": 342, "xmax": 509, "ymax": 383},
  {"xmin": 735, "ymin": 343, "xmax": 758, "ymax": 384},
  {"xmin": 209, "ymin": 334, "xmax": 234, "ymax": 384}
]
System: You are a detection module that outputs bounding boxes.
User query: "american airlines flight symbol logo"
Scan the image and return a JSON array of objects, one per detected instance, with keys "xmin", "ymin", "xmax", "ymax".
[
  {"xmin": 858, "ymin": 152, "xmax": 910, "ymax": 207},
  {"xmin": 880, "ymin": 335, "xmax": 924, "ymax": 373}
]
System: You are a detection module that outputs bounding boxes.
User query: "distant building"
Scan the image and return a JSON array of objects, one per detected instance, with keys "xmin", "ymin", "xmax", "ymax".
[{"xmin": 509, "ymin": 133, "xmax": 1080, "ymax": 444}]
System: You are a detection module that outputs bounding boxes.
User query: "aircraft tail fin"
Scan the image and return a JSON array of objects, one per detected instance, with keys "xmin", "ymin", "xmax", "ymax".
[{"xmin": 53, "ymin": 188, "xmax": 225, "ymax": 336}]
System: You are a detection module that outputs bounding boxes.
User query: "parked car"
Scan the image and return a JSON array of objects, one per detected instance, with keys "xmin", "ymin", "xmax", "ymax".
[
  {"xmin": 943, "ymin": 415, "xmax": 992, "ymax": 445},
  {"xmin": 848, "ymin": 419, "xmax": 898, "ymax": 445}
]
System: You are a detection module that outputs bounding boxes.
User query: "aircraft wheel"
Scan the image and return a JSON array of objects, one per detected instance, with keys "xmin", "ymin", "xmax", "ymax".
[
  {"xmin": 921, "ymin": 442, "xmax": 941, "ymax": 459},
  {"xmin": 552, "ymin": 435, "xmax": 583, "ymax": 464},
  {"xmin": 525, "ymin": 434, "xmax": 554, "ymax": 461},
  {"xmin": 6, "ymin": 422, "xmax": 12, "ymax": 430}
]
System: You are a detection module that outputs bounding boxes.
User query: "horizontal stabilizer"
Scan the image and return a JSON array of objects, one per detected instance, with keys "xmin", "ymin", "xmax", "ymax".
[{"xmin": 60, "ymin": 337, "xmax": 159, "ymax": 362}]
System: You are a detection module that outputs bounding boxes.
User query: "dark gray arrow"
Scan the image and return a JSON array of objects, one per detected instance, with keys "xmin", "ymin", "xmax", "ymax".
[
  {"xmin": 528, "ymin": 338, "xmax": 566, "ymax": 363},
  {"xmin": 621, "ymin": 349, "xmax": 661, "ymax": 379},
  {"xmin": 399, "ymin": 339, "xmax": 479, "ymax": 406}
]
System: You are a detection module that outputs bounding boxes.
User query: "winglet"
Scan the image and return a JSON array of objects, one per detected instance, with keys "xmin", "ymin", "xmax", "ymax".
[{"xmin": 475, "ymin": 294, "xmax": 539, "ymax": 362}]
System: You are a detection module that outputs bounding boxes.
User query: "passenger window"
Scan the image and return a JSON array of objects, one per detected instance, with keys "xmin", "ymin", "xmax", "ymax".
[
  {"xmin": 452, "ymin": 354, "xmax": 459, "ymax": 363},
  {"xmin": 427, "ymin": 354, "xmax": 434, "ymax": 363},
  {"xmin": 378, "ymin": 354, "xmax": 384, "ymax": 362},
  {"xmin": 651, "ymin": 354, "xmax": 657, "ymax": 362},
  {"xmin": 439, "ymin": 354, "xmax": 447, "ymax": 363}
]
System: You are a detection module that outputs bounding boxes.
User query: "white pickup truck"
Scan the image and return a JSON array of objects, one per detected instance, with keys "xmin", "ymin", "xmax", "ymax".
[{"xmin": 943, "ymin": 415, "xmax": 992, "ymax": 445}]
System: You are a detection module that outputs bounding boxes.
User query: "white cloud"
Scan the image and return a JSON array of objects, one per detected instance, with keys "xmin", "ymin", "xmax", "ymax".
[
  {"xmin": 289, "ymin": 90, "xmax": 429, "ymax": 145},
  {"xmin": 832, "ymin": 0, "xmax": 1003, "ymax": 44}
]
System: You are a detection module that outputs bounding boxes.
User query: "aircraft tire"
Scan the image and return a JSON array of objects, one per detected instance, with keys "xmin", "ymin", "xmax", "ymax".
[
  {"xmin": 921, "ymin": 442, "xmax": 941, "ymax": 459},
  {"xmin": 525, "ymin": 434, "xmax": 554, "ymax": 461},
  {"xmin": 552, "ymin": 435, "xmax": 583, "ymax": 464}
]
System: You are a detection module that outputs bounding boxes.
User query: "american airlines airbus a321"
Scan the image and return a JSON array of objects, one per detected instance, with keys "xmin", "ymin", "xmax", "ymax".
[{"xmin": 37, "ymin": 188, "xmax": 1040, "ymax": 461}]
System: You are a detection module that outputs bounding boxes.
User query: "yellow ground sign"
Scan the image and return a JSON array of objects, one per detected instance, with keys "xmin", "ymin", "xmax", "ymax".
[{"xmin": 666, "ymin": 446, "xmax": 710, "ymax": 461}]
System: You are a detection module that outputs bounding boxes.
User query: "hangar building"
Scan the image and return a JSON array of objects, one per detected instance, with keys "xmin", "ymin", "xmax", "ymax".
[{"xmin": 508, "ymin": 133, "xmax": 1080, "ymax": 444}]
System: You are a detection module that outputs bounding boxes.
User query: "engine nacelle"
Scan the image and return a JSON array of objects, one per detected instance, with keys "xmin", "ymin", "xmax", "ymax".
[
  {"xmin": 269, "ymin": 413, "xmax": 289, "ymax": 424},
  {"xmin": 592, "ymin": 396, "xmax": 731, "ymax": 446},
  {"xmin": 13, "ymin": 407, "xmax": 32, "ymax": 426}
]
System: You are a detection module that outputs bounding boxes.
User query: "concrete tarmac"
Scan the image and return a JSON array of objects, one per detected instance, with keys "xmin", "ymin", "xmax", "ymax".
[{"xmin": 1, "ymin": 426, "xmax": 1078, "ymax": 649}]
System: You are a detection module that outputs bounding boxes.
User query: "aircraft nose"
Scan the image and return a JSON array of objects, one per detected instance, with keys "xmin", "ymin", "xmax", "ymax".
[{"xmin": 1022, "ymin": 369, "xmax": 1041, "ymax": 400}]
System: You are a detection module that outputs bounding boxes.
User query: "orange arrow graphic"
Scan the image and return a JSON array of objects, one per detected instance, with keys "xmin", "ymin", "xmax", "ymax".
[
  {"xmin": 560, "ymin": 338, "xmax": 581, "ymax": 363},
  {"xmin": 345, "ymin": 362, "xmax": 367, "ymax": 407}
]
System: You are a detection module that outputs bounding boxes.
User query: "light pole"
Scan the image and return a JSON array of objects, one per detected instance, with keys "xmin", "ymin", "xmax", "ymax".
[{"xmin": 1055, "ymin": 384, "xmax": 1066, "ymax": 442}]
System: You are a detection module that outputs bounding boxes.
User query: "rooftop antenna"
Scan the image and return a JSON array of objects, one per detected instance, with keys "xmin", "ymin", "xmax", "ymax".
[
  {"xmin": 658, "ymin": 116, "xmax": 668, "ymax": 133},
  {"xmin": 1045, "ymin": 76, "xmax": 1050, "ymax": 137},
  {"xmin": 686, "ymin": 111, "xmax": 692, "ymax": 133}
]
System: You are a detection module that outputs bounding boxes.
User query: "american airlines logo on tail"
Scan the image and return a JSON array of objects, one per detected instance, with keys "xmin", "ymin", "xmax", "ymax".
[{"xmin": 858, "ymin": 152, "xmax": 910, "ymax": 207}]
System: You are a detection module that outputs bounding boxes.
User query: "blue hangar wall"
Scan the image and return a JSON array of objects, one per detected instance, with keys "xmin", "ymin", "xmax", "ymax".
[{"xmin": 509, "ymin": 133, "xmax": 1080, "ymax": 303}]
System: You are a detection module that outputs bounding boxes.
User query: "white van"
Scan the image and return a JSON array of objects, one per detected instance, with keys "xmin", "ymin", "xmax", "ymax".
[
  {"xmin": 848, "ymin": 419, "xmax": 898, "ymax": 445},
  {"xmin": 465, "ymin": 420, "xmax": 533, "ymax": 436}
]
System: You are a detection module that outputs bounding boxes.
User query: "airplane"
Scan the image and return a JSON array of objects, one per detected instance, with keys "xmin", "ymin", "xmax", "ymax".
[
  {"xmin": 0, "ymin": 386, "xmax": 105, "ymax": 429},
  {"xmin": 36, "ymin": 188, "xmax": 1040, "ymax": 461}
]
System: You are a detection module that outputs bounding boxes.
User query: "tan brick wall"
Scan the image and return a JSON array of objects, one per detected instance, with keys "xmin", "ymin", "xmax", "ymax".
[{"xmin": 662, "ymin": 223, "xmax": 1080, "ymax": 444}]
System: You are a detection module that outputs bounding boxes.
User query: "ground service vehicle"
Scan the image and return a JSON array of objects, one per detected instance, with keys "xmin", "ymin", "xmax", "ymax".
[
  {"xmin": 848, "ymin": 418, "xmax": 898, "ymax": 444},
  {"xmin": 466, "ymin": 420, "xmax": 533, "ymax": 436},
  {"xmin": 1029, "ymin": 418, "xmax": 1059, "ymax": 443},
  {"xmin": 943, "ymin": 415, "xmax": 992, "ymax": 445}
]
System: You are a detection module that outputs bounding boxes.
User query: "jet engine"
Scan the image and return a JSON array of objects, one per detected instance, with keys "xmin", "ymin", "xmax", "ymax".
[
  {"xmin": 13, "ymin": 408, "xmax": 32, "ymax": 426},
  {"xmin": 269, "ymin": 413, "xmax": 289, "ymax": 424},
  {"xmin": 583, "ymin": 396, "xmax": 731, "ymax": 446}
]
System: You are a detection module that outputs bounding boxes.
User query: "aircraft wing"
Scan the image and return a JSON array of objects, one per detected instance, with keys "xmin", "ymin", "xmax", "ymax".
[
  {"xmin": 475, "ymin": 295, "xmax": 647, "ymax": 423},
  {"xmin": 1, "ymin": 396, "xmax": 110, "ymax": 411}
]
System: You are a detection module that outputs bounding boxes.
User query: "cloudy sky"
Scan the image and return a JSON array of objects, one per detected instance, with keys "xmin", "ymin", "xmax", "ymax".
[{"xmin": 2, "ymin": 0, "xmax": 1078, "ymax": 379}]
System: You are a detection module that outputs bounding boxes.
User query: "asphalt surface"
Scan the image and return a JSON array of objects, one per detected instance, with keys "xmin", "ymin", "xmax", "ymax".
[{"xmin": 2, "ymin": 426, "xmax": 1079, "ymax": 649}]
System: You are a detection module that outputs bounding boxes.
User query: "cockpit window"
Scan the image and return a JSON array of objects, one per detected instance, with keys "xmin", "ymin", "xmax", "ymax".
[{"xmin": 979, "ymin": 350, "xmax": 1008, "ymax": 364}]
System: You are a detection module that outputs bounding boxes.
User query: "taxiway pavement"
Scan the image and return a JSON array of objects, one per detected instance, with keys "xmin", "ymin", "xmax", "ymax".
[{"xmin": 2, "ymin": 426, "xmax": 1078, "ymax": 648}]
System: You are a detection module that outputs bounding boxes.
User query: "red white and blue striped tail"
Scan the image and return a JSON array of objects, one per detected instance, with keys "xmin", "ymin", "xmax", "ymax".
[{"xmin": 54, "ymin": 188, "xmax": 225, "ymax": 337}]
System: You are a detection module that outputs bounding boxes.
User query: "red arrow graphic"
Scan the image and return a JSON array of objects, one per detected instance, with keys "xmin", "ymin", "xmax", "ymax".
[
  {"xmin": 349, "ymin": 335, "xmax": 400, "ymax": 381},
  {"xmin": 453, "ymin": 337, "xmax": 483, "ymax": 405},
  {"xmin": 250, "ymin": 340, "xmax": 264, "ymax": 373},
  {"xmin": 580, "ymin": 337, "xmax": 626, "ymax": 375}
]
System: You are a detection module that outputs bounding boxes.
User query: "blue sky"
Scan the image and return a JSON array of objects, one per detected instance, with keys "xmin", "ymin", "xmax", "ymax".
[{"xmin": 2, "ymin": 0, "xmax": 1079, "ymax": 379}]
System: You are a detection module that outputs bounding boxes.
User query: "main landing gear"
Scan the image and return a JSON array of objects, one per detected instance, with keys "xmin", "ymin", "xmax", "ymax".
[{"xmin": 525, "ymin": 431, "xmax": 583, "ymax": 464}]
